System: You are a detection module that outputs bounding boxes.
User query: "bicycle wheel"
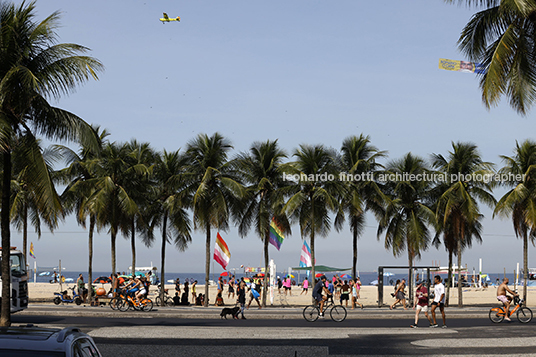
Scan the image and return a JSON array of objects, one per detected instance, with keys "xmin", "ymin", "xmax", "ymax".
[
  {"xmin": 118, "ymin": 299, "xmax": 130, "ymax": 312},
  {"xmin": 303, "ymin": 305, "xmax": 319, "ymax": 322},
  {"xmin": 141, "ymin": 298, "xmax": 154, "ymax": 312},
  {"xmin": 489, "ymin": 307, "xmax": 505, "ymax": 323},
  {"xmin": 109, "ymin": 297, "xmax": 122, "ymax": 310},
  {"xmin": 155, "ymin": 296, "xmax": 162, "ymax": 306},
  {"xmin": 165, "ymin": 296, "xmax": 174, "ymax": 306},
  {"xmin": 517, "ymin": 307, "xmax": 533, "ymax": 323},
  {"xmin": 330, "ymin": 305, "xmax": 347, "ymax": 322}
]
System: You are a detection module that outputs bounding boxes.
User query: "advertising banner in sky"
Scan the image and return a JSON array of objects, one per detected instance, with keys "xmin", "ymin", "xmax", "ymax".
[{"xmin": 438, "ymin": 58, "xmax": 485, "ymax": 74}]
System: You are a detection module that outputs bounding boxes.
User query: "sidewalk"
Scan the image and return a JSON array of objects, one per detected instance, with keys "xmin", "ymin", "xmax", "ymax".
[{"xmin": 20, "ymin": 303, "xmax": 495, "ymax": 320}]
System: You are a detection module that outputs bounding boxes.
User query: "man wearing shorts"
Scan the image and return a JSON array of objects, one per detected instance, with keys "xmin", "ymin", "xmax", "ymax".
[
  {"xmin": 313, "ymin": 275, "xmax": 329, "ymax": 317},
  {"xmin": 497, "ymin": 278, "xmax": 518, "ymax": 321},
  {"xmin": 431, "ymin": 275, "xmax": 446, "ymax": 328},
  {"xmin": 411, "ymin": 281, "xmax": 432, "ymax": 328}
]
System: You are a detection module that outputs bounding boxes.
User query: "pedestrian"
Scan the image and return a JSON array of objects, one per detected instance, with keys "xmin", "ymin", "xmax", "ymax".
[
  {"xmin": 217, "ymin": 276, "xmax": 223, "ymax": 296},
  {"xmin": 390, "ymin": 278, "xmax": 407, "ymax": 310},
  {"xmin": 327, "ymin": 279, "xmax": 335, "ymax": 304},
  {"xmin": 174, "ymin": 278, "xmax": 181, "ymax": 295},
  {"xmin": 246, "ymin": 279, "xmax": 262, "ymax": 309},
  {"xmin": 277, "ymin": 277, "xmax": 282, "ymax": 294},
  {"xmin": 340, "ymin": 280, "xmax": 350, "ymax": 307},
  {"xmin": 182, "ymin": 281, "xmax": 189, "ymax": 305},
  {"xmin": 228, "ymin": 276, "xmax": 235, "ymax": 299},
  {"xmin": 191, "ymin": 280, "xmax": 197, "ymax": 302},
  {"xmin": 300, "ymin": 277, "xmax": 309, "ymax": 295},
  {"xmin": 237, "ymin": 281, "xmax": 247, "ymax": 319},
  {"xmin": 76, "ymin": 274, "xmax": 88, "ymax": 303},
  {"xmin": 430, "ymin": 275, "xmax": 446, "ymax": 328},
  {"xmin": 351, "ymin": 279, "xmax": 363, "ymax": 309},
  {"xmin": 411, "ymin": 281, "xmax": 432, "ymax": 328}
]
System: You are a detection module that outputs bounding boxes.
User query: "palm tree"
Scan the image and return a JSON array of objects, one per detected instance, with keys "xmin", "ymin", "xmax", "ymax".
[
  {"xmin": 10, "ymin": 137, "xmax": 63, "ymax": 263},
  {"xmin": 88, "ymin": 142, "xmax": 141, "ymax": 278},
  {"xmin": 446, "ymin": 0, "xmax": 536, "ymax": 114},
  {"xmin": 0, "ymin": 2, "xmax": 103, "ymax": 326},
  {"xmin": 494, "ymin": 139, "xmax": 536, "ymax": 303},
  {"xmin": 283, "ymin": 144, "xmax": 345, "ymax": 302},
  {"xmin": 432, "ymin": 142, "xmax": 496, "ymax": 307},
  {"xmin": 150, "ymin": 149, "xmax": 192, "ymax": 305},
  {"xmin": 377, "ymin": 153, "xmax": 435, "ymax": 305},
  {"xmin": 340, "ymin": 134, "xmax": 386, "ymax": 279},
  {"xmin": 56, "ymin": 126, "xmax": 108, "ymax": 305},
  {"xmin": 184, "ymin": 133, "xmax": 244, "ymax": 307},
  {"xmin": 234, "ymin": 140, "xmax": 291, "ymax": 307},
  {"xmin": 121, "ymin": 140, "xmax": 156, "ymax": 274}
]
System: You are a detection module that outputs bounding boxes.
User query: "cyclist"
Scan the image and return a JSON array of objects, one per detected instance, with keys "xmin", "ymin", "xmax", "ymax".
[
  {"xmin": 313, "ymin": 275, "xmax": 330, "ymax": 318},
  {"xmin": 497, "ymin": 278, "xmax": 518, "ymax": 321}
]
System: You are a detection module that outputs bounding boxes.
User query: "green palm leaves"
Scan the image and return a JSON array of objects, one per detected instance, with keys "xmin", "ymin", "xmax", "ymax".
[{"xmin": 447, "ymin": 0, "xmax": 536, "ymax": 114}]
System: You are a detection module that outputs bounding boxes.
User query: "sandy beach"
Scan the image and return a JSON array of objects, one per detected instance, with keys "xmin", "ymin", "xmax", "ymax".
[{"xmin": 27, "ymin": 281, "xmax": 536, "ymax": 308}]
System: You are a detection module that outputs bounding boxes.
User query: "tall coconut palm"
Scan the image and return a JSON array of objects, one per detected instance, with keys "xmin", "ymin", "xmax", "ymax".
[
  {"xmin": 432, "ymin": 142, "xmax": 496, "ymax": 307},
  {"xmin": 234, "ymin": 140, "xmax": 291, "ymax": 307},
  {"xmin": 149, "ymin": 149, "xmax": 192, "ymax": 305},
  {"xmin": 10, "ymin": 138, "xmax": 63, "ymax": 263},
  {"xmin": 56, "ymin": 126, "xmax": 108, "ymax": 305},
  {"xmin": 283, "ymin": 144, "xmax": 345, "ymax": 303},
  {"xmin": 377, "ymin": 153, "xmax": 435, "ymax": 305},
  {"xmin": 88, "ymin": 142, "xmax": 141, "ymax": 278},
  {"xmin": 494, "ymin": 139, "xmax": 536, "ymax": 303},
  {"xmin": 446, "ymin": 0, "xmax": 536, "ymax": 114},
  {"xmin": 0, "ymin": 2, "xmax": 102, "ymax": 326},
  {"xmin": 184, "ymin": 133, "xmax": 244, "ymax": 307},
  {"xmin": 340, "ymin": 134, "xmax": 386, "ymax": 279}
]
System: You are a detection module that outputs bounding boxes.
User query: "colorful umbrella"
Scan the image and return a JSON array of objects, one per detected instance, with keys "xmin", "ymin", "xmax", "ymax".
[
  {"xmin": 340, "ymin": 274, "xmax": 352, "ymax": 279},
  {"xmin": 220, "ymin": 271, "xmax": 229, "ymax": 277},
  {"xmin": 315, "ymin": 273, "xmax": 323, "ymax": 278},
  {"xmin": 287, "ymin": 274, "xmax": 295, "ymax": 278}
]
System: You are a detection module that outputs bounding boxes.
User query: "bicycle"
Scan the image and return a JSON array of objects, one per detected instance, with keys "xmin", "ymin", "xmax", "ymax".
[
  {"xmin": 110, "ymin": 289, "xmax": 153, "ymax": 312},
  {"xmin": 489, "ymin": 295, "xmax": 532, "ymax": 323},
  {"xmin": 303, "ymin": 299, "xmax": 347, "ymax": 322},
  {"xmin": 154, "ymin": 285, "xmax": 174, "ymax": 307}
]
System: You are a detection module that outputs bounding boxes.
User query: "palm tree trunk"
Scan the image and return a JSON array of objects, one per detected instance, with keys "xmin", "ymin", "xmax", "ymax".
[
  {"xmin": 457, "ymin": 239, "xmax": 463, "ymax": 307},
  {"xmin": 408, "ymin": 249, "xmax": 414, "ymax": 307},
  {"xmin": 446, "ymin": 250, "xmax": 453, "ymax": 306},
  {"xmin": 204, "ymin": 223, "xmax": 211, "ymax": 307},
  {"xmin": 88, "ymin": 217, "xmax": 95, "ymax": 306},
  {"xmin": 160, "ymin": 212, "xmax": 168, "ymax": 305},
  {"xmin": 131, "ymin": 219, "xmax": 136, "ymax": 274},
  {"xmin": 1, "ymin": 151, "xmax": 12, "ymax": 327},
  {"xmin": 352, "ymin": 225, "xmax": 358, "ymax": 280},
  {"xmin": 111, "ymin": 230, "xmax": 117, "ymax": 277},
  {"xmin": 262, "ymin": 228, "xmax": 269, "ymax": 307},
  {"xmin": 22, "ymin": 205, "xmax": 28, "ymax": 264},
  {"xmin": 523, "ymin": 235, "xmax": 528, "ymax": 304}
]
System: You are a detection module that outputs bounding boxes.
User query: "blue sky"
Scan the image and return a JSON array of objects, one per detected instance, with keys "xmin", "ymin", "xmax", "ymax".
[{"xmin": 21, "ymin": 0, "xmax": 535, "ymax": 276}]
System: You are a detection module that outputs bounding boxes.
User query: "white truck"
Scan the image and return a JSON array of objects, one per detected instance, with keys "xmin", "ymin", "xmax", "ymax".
[{"xmin": 0, "ymin": 247, "xmax": 29, "ymax": 313}]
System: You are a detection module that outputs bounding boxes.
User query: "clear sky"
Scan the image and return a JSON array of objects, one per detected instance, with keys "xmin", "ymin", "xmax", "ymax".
[{"xmin": 20, "ymin": 0, "xmax": 535, "ymax": 276}]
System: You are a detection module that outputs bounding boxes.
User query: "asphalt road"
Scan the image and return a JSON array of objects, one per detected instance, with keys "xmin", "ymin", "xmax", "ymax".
[{"xmin": 12, "ymin": 306, "xmax": 536, "ymax": 356}]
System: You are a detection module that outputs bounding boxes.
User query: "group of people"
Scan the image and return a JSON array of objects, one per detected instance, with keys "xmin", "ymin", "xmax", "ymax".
[
  {"xmin": 311, "ymin": 275, "xmax": 366, "ymax": 318},
  {"xmin": 174, "ymin": 278, "xmax": 199, "ymax": 306}
]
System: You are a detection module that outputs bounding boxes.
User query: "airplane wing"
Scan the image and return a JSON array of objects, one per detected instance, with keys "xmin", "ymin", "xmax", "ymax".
[{"xmin": 163, "ymin": 13, "xmax": 169, "ymax": 20}]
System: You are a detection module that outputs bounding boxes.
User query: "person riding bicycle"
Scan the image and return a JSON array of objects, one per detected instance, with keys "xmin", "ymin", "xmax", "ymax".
[
  {"xmin": 497, "ymin": 278, "xmax": 518, "ymax": 321},
  {"xmin": 313, "ymin": 275, "xmax": 330, "ymax": 318}
]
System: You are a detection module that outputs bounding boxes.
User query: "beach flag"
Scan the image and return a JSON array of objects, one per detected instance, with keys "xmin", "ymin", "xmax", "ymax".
[
  {"xmin": 29, "ymin": 242, "xmax": 36, "ymax": 259},
  {"xmin": 214, "ymin": 232, "xmax": 231, "ymax": 270},
  {"xmin": 299, "ymin": 240, "xmax": 312, "ymax": 267},
  {"xmin": 269, "ymin": 218, "xmax": 285, "ymax": 251}
]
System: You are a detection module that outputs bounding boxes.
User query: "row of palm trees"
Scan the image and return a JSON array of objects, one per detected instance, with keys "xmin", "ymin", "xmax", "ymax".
[{"xmin": 10, "ymin": 130, "xmax": 536, "ymax": 312}]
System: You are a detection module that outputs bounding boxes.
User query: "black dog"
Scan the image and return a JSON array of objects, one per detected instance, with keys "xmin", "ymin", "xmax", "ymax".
[{"xmin": 220, "ymin": 306, "xmax": 240, "ymax": 319}]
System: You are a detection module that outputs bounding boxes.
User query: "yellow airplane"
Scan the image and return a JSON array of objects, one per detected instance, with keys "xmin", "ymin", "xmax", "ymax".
[{"xmin": 160, "ymin": 13, "xmax": 180, "ymax": 23}]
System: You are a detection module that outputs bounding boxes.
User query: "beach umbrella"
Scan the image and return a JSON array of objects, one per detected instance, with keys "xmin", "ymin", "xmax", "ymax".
[
  {"xmin": 287, "ymin": 274, "xmax": 295, "ymax": 278},
  {"xmin": 220, "ymin": 271, "xmax": 229, "ymax": 277},
  {"xmin": 257, "ymin": 273, "xmax": 265, "ymax": 277},
  {"xmin": 315, "ymin": 273, "xmax": 323, "ymax": 278},
  {"xmin": 340, "ymin": 274, "xmax": 352, "ymax": 279},
  {"xmin": 93, "ymin": 276, "xmax": 112, "ymax": 284}
]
